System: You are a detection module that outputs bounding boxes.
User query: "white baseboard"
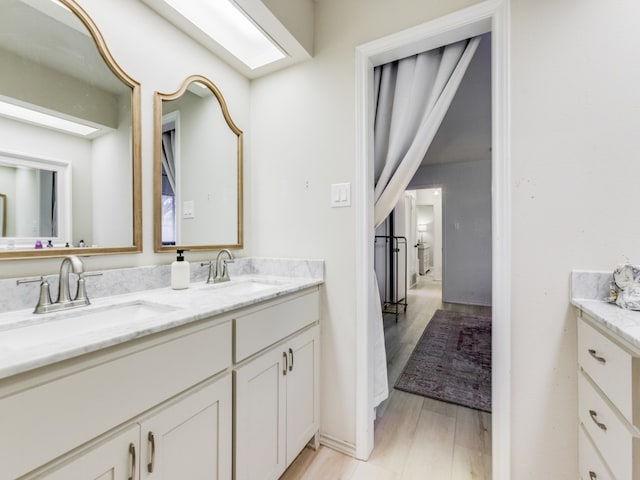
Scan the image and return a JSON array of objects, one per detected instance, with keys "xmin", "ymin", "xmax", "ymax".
[{"xmin": 319, "ymin": 433, "xmax": 357, "ymax": 457}]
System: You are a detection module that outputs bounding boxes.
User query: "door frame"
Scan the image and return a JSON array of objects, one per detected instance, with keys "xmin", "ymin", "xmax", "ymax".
[{"xmin": 354, "ymin": 1, "xmax": 511, "ymax": 478}]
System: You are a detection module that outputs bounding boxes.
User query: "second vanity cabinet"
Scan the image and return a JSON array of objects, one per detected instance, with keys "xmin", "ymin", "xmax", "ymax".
[
  {"xmin": 577, "ymin": 312, "xmax": 640, "ymax": 480},
  {"xmin": 234, "ymin": 290, "xmax": 320, "ymax": 480}
]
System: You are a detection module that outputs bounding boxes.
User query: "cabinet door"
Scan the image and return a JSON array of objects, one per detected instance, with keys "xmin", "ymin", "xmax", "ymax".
[
  {"xmin": 140, "ymin": 374, "xmax": 232, "ymax": 480},
  {"xmin": 235, "ymin": 347, "xmax": 287, "ymax": 480},
  {"xmin": 285, "ymin": 326, "xmax": 320, "ymax": 465},
  {"xmin": 37, "ymin": 425, "xmax": 139, "ymax": 480}
]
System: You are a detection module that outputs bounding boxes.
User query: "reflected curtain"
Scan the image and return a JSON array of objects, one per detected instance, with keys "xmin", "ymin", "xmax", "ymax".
[
  {"xmin": 161, "ymin": 130, "xmax": 176, "ymax": 194},
  {"xmin": 370, "ymin": 36, "xmax": 481, "ymax": 407}
]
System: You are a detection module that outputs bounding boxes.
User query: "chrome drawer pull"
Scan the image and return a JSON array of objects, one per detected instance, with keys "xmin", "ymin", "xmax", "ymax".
[
  {"xmin": 283, "ymin": 352, "xmax": 288, "ymax": 376},
  {"xmin": 589, "ymin": 410, "xmax": 607, "ymax": 431},
  {"xmin": 589, "ymin": 471, "xmax": 597, "ymax": 480},
  {"xmin": 128, "ymin": 443, "xmax": 136, "ymax": 480},
  {"xmin": 147, "ymin": 431, "xmax": 156, "ymax": 473},
  {"xmin": 289, "ymin": 348, "xmax": 294, "ymax": 372},
  {"xmin": 588, "ymin": 349, "xmax": 606, "ymax": 364}
]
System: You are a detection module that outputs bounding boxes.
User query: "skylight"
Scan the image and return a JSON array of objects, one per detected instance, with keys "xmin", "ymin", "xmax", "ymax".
[
  {"xmin": 163, "ymin": 0, "xmax": 286, "ymax": 70},
  {"xmin": 0, "ymin": 100, "xmax": 99, "ymax": 136}
]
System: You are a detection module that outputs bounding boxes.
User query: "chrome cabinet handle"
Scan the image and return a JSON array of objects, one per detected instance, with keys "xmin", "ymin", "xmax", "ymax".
[
  {"xmin": 589, "ymin": 410, "xmax": 607, "ymax": 431},
  {"xmin": 283, "ymin": 352, "xmax": 288, "ymax": 376},
  {"xmin": 588, "ymin": 349, "xmax": 606, "ymax": 364},
  {"xmin": 289, "ymin": 348, "xmax": 294, "ymax": 372},
  {"xmin": 147, "ymin": 432, "xmax": 156, "ymax": 473},
  {"xmin": 589, "ymin": 471, "xmax": 597, "ymax": 480},
  {"xmin": 128, "ymin": 443, "xmax": 136, "ymax": 480}
]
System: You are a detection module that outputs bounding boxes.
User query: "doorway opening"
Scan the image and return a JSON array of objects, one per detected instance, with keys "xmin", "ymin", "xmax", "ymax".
[{"xmin": 354, "ymin": 2, "xmax": 510, "ymax": 478}]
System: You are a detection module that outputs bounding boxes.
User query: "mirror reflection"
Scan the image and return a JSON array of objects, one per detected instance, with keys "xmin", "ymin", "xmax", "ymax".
[
  {"xmin": 0, "ymin": 0, "xmax": 141, "ymax": 258},
  {"xmin": 0, "ymin": 154, "xmax": 67, "ymax": 241},
  {"xmin": 155, "ymin": 76, "xmax": 243, "ymax": 252}
]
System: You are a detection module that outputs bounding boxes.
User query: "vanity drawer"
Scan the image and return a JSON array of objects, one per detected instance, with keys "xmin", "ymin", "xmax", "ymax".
[
  {"xmin": 0, "ymin": 320, "xmax": 231, "ymax": 480},
  {"xmin": 234, "ymin": 290, "xmax": 319, "ymax": 363},
  {"xmin": 579, "ymin": 424, "xmax": 614, "ymax": 480},
  {"xmin": 578, "ymin": 371, "xmax": 640, "ymax": 480},
  {"xmin": 578, "ymin": 317, "xmax": 640, "ymax": 427}
]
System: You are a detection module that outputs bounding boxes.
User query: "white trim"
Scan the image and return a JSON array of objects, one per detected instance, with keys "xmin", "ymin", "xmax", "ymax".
[
  {"xmin": 354, "ymin": 1, "xmax": 511, "ymax": 477},
  {"xmin": 319, "ymin": 433, "xmax": 357, "ymax": 457}
]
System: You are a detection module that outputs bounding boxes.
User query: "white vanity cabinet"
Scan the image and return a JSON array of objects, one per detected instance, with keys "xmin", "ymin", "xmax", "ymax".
[
  {"xmin": 0, "ymin": 279, "xmax": 322, "ymax": 480},
  {"xmin": 234, "ymin": 289, "xmax": 320, "ymax": 480},
  {"xmin": 2, "ymin": 319, "xmax": 232, "ymax": 480},
  {"xmin": 137, "ymin": 375, "xmax": 232, "ymax": 480},
  {"xmin": 35, "ymin": 425, "xmax": 140, "ymax": 480},
  {"xmin": 34, "ymin": 375, "xmax": 231, "ymax": 480},
  {"xmin": 577, "ymin": 312, "xmax": 640, "ymax": 480}
]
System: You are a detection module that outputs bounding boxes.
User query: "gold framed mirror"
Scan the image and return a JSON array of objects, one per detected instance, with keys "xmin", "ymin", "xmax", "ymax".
[
  {"xmin": 154, "ymin": 75, "xmax": 243, "ymax": 252},
  {"xmin": 0, "ymin": 0, "xmax": 141, "ymax": 259}
]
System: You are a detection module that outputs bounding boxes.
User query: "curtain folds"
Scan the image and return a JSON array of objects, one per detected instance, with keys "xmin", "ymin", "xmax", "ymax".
[
  {"xmin": 161, "ymin": 130, "xmax": 176, "ymax": 195},
  {"xmin": 370, "ymin": 36, "xmax": 481, "ymax": 407}
]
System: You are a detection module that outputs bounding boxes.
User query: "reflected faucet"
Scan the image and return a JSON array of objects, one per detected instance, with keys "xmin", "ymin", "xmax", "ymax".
[{"xmin": 214, "ymin": 249, "xmax": 235, "ymax": 283}]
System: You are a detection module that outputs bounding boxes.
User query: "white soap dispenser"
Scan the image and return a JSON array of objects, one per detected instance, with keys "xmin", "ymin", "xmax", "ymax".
[{"xmin": 171, "ymin": 249, "xmax": 190, "ymax": 290}]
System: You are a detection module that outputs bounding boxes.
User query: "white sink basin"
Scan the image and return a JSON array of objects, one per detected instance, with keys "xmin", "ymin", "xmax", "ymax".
[
  {"xmin": 197, "ymin": 278, "xmax": 289, "ymax": 296},
  {"xmin": 0, "ymin": 301, "xmax": 179, "ymax": 351}
]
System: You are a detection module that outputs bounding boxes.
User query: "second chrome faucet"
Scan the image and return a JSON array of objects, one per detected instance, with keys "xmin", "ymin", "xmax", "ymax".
[{"xmin": 201, "ymin": 249, "xmax": 235, "ymax": 284}]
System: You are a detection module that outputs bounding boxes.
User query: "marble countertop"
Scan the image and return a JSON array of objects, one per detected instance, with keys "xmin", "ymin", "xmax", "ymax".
[
  {"xmin": 572, "ymin": 298, "xmax": 640, "ymax": 350},
  {"xmin": 0, "ymin": 273, "xmax": 323, "ymax": 381},
  {"xmin": 571, "ymin": 270, "xmax": 640, "ymax": 350}
]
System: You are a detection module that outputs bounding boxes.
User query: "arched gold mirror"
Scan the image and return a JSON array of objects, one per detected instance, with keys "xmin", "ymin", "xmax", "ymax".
[
  {"xmin": 0, "ymin": 0, "xmax": 141, "ymax": 259},
  {"xmin": 154, "ymin": 75, "xmax": 243, "ymax": 252}
]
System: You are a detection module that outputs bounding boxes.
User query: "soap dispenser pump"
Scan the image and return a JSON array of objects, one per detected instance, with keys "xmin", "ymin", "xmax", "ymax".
[{"xmin": 171, "ymin": 249, "xmax": 190, "ymax": 290}]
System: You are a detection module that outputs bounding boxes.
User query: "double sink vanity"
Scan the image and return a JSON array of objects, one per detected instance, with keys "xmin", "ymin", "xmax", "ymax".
[
  {"xmin": 0, "ymin": 257, "xmax": 323, "ymax": 480},
  {"xmin": 0, "ymin": 1, "xmax": 323, "ymax": 478}
]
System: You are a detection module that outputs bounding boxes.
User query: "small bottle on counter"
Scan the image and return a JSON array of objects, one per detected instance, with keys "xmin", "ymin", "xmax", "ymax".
[
  {"xmin": 171, "ymin": 249, "xmax": 190, "ymax": 290},
  {"xmin": 34, "ymin": 240, "xmax": 42, "ymax": 249},
  {"xmin": 78, "ymin": 239, "xmax": 85, "ymax": 248},
  {"xmin": 46, "ymin": 240, "xmax": 53, "ymax": 248}
]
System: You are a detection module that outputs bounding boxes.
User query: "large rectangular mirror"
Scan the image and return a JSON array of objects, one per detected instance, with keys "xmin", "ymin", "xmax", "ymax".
[
  {"xmin": 0, "ymin": 0, "xmax": 141, "ymax": 259},
  {"xmin": 154, "ymin": 75, "xmax": 243, "ymax": 252}
]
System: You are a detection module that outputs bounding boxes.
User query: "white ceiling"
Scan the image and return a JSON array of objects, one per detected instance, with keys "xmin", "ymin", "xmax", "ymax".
[{"xmin": 422, "ymin": 32, "xmax": 492, "ymax": 166}]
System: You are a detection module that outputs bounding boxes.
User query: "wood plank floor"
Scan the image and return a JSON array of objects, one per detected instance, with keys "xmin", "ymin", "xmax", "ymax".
[{"xmin": 281, "ymin": 275, "xmax": 492, "ymax": 480}]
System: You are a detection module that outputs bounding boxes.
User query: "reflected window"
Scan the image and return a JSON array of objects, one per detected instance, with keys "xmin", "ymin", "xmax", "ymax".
[{"xmin": 161, "ymin": 126, "xmax": 177, "ymax": 245}]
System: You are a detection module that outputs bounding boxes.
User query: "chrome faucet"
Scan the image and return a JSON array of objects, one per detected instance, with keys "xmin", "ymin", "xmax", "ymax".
[
  {"xmin": 214, "ymin": 249, "xmax": 235, "ymax": 283},
  {"xmin": 57, "ymin": 255, "xmax": 85, "ymax": 304},
  {"xmin": 17, "ymin": 255, "xmax": 101, "ymax": 314}
]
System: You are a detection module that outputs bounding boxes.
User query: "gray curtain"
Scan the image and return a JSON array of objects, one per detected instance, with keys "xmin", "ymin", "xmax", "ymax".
[
  {"xmin": 370, "ymin": 36, "xmax": 481, "ymax": 407},
  {"xmin": 162, "ymin": 130, "xmax": 176, "ymax": 195}
]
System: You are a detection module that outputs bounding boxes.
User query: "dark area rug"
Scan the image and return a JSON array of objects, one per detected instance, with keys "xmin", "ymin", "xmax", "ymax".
[{"xmin": 394, "ymin": 309, "xmax": 492, "ymax": 412}]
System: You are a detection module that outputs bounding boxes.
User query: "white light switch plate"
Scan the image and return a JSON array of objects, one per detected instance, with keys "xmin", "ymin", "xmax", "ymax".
[
  {"xmin": 183, "ymin": 200, "xmax": 195, "ymax": 219},
  {"xmin": 331, "ymin": 183, "xmax": 351, "ymax": 207}
]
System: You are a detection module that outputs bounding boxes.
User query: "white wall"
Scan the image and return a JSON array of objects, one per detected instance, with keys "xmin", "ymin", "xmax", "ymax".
[
  {"xmin": 91, "ymin": 91, "xmax": 132, "ymax": 247},
  {"xmin": 410, "ymin": 160, "xmax": 492, "ymax": 305},
  {"xmin": 509, "ymin": 0, "xmax": 640, "ymax": 477},
  {"xmin": 250, "ymin": 0, "xmax": 482, "ymax": 451}
]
